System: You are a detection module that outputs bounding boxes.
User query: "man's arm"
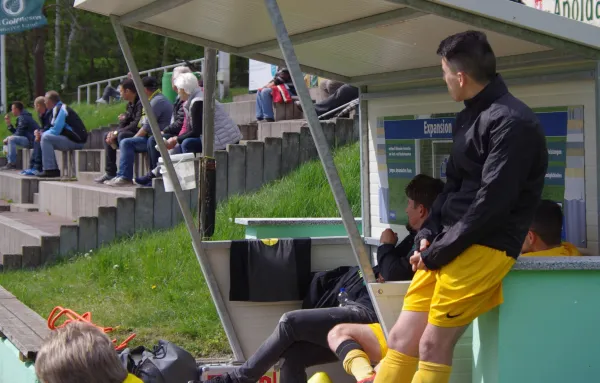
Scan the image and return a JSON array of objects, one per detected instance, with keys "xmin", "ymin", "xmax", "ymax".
[
  {"xmin": 162, "ymin": 103, "xmax": 185, "ymax": 136},
  {"xmin": 377, "ymin": 233, "xmax": 415, "ymax": 281},
  {"xmin": 47, "ymin": 107, "xmax": 67, "ymax": 135},
  {"xmin": 414, "ymin": 156, "xmax": 460, "ymax": 245},
  {"xmin": 420, "ymin": 119, "xmax": 545, "ymax": 270}
]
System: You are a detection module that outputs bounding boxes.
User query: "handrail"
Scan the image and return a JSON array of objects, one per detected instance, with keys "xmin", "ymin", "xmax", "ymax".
[{"xmin": 77, "ymin": 58, "xmax": 204, "ymax": 104}]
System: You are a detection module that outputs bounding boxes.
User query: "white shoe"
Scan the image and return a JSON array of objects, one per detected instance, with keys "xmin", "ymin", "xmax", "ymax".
[{"xmin": 96, "ymin": 98, "xmax": 108, "ymax": 104}]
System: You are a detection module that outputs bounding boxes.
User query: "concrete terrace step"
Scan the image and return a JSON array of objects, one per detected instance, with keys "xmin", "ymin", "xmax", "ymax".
[
  {"xmin": 257, "ymin": 120, "xmax": 306, "ymax": 141},
  {"xmin": 0, "ymin": 200, "xmax": 9, "ymax": 212},
  {"xmin": 221, "ymin": 100, "xmax": 256, "ymax": 125},
  {"xmin": 0, "ymin": 211, "xmax": 73, "ymax": 265},
  {"xmin": 0, "ymin": 170, "xmax": 57, "ymax": 204},
  {"xmin": 10, "ymin": 203, "xmax": 39, "ymax": 213},
  {"xmin": 38, "ymin": 181, "xmax": 137, "ymax": 220},
  {"xmin": 76, "ymin": 171, "xmax": 105, "ymax": 184}
]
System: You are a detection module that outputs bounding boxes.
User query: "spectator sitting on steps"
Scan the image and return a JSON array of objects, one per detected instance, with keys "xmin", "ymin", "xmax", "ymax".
[
  {"xmin": 163, "ymin": 72, "xmax": 242, "ymax": 155},
  {"xmin": 35, "ymin": 321, "xmax": 143, "ymax": 383},
  {"xmin": 521, "ymin": 199, "xmax": 581, "ymax": 257},
  {"xmin": 96, "ymin": 72, "xmax": 132, "ymax": 104},
  {"xmin": 295, "ymin": 82, "xmax": 359, "ymax": 118},
  {"xmin": 135, "ymin": 66, "xmax": 190, "ymax": 187},
  {"xmin": 255, "ymin": 67, "xmax": 296, "ymax": 122},
  {"xmin": 106, "ymin": 76, "xmax": 172, "ymax": 187},
  {"xmin": 2, "ymin": 101, "xmax": 39, "ymax": 170},
  {"xmin": 38, "ymin": 91, "xmax": 88, "ymax": 178},
  {"xmin": 95, "ymin": 79, "xmax": 143, "ymax": 184},
  {"xmin": 21, "ymin": 96, "xmax": 52, "ymax": 176}
]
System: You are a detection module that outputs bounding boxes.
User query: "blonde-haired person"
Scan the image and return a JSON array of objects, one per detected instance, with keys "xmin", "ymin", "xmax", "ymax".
[
  {"xmin": 35, "ymin": 321, "xmax": 142, "ymax": 383},
  {"xmin": 163, "ymin": 72, "xmax": 241, "ymax": 155},
  {"xmin": 21, "ymin": 96, "xmax": 52, "ymax": 176},
  {"xmin": 135, "ymin": 66, "xmax": 191, "ymax": 186}
]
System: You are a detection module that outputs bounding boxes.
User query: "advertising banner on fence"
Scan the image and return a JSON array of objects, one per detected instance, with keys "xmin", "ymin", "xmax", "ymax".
[
  {"xmin": 0, "ymin": 0, "xmax": 47, "ymax": 35},
  {"xmin": 376, "ymin": 106, "xmax": 587, "ymax": 247}
]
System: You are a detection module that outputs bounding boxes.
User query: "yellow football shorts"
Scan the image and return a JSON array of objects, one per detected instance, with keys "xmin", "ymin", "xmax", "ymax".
[
  {"xmin": 367, "ymin": 323, "xmax": 388, "ymax": 359},
  {"xmin": 403, "ymin": 244, "xmax": 515, "ymax": 327}
]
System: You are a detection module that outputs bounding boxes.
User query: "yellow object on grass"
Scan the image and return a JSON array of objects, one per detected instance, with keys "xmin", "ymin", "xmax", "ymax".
[{"xmin": 308, "ymin": 372, "xmax": 332, "ymax": 383}]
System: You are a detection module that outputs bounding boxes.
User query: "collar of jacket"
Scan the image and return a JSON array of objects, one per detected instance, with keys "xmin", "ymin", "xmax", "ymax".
[
  {"xmin": 130, "ymin": 95, "xmax": 141, "ymax": 107},
  {"xmin": 463, "ymin": 74, "xmax": 508, "ymax": 113}
]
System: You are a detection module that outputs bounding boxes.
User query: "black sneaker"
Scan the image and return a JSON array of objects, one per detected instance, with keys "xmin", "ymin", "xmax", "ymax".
[
  {"xmin": 1, "ymin": 163, "xmax": 16, "ymax": 170},
  {"xmin": 202, "ymin": 375, "xmax": 234, "ymax": 383},
  {"xmin": 94, "ymin": 173, "xmax": 115, "ymax": 184},
  {"xmin": 37, "ymin": 169, "xmax": 61, "ymax": 178},
  {"xmin": 135, "ymin": 172, "xmax": 155, "ymax": 187}
]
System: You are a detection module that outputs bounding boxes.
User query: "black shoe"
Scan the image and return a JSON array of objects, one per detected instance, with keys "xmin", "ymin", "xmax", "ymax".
[
  {"xmin": 1, "ymin": 163, "xmax": 16, "ymax": 170},
  {"xmin": 265, "ymin": 118, "xmax": 275, "ymax": 122},
  {"xmin": 37, "ymin": 169, "xmax": 61, "ymax": 178},
  {"xmin": 135, "ymin": 172, "xmax": 155, "ymax": 187}
]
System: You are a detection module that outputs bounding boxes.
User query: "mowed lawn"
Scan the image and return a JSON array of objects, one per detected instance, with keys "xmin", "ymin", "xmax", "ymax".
[{"xmin": 0, "ymin": 143, "xmax": 360, "ymax": 357}]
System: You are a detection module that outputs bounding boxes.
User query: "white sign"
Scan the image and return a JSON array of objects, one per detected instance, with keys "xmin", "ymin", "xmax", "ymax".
[
  {"xmin": 522, "ymin": 0, "xmax": 600, "ymax": 26},
  {"xmin": 249, "ymin": 60, "xmax": 277, "ymax": 92}
]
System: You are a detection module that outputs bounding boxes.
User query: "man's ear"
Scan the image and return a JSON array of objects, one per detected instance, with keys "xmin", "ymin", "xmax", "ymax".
[{"xmin": 420, "ymin": 205, "xmax": 427, "ymax": 219}]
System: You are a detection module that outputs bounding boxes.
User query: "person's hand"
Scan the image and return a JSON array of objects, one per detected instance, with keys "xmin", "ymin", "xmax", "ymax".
[
  {"xmin": 2, "ymin": 138, "xmax": 7, "ymax": 145},
  {"xmin": 118, "ymin": 113, "xmax": 126, "ymax": 122},
  {"xmin": 4, "ymin": 114, "xmax": 10, "ymax": 125},
  {"xmin": 380, "ymin": 229, "xmax": 398, "ymax": 245},
  {"xmin": 106, "ymin": 132, "xmax": 117, "ymax": 144},
  {"xmin": 410, "ymin": 239, "xmax": 430, "ymax": 272},
  {"xmin": 166, "ymin": 137, "xmax": 178, "ymax": 150},
  {"xmin": 34, "ymin": 130, "xmax": 41, "ymax": 142}
]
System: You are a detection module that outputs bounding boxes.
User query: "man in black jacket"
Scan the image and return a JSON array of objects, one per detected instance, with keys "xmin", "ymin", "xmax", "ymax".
[
  {"xmin": 373, "ymin": 32, "xmax": 548, "ymax": 383},
  {"xmin": 202, "ymin": 174, "xmax": 444, "ymax": 383},
  {"xmin": 95, "ymin": 79, "xmax": 142, "ymax": 184}
]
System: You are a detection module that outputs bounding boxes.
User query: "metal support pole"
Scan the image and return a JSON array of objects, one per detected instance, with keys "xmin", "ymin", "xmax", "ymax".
[
  {"xmin": 97, "ymin": 83, "xmax": 101, "ymax": 101},
  {"xmin": 86, "ymin": 86, "xmax": 91, "ymax": 105},
  {"xmin": 359, "ymin": 86, "xmax": 371, "ymax": 239},
  {"xmin": 0, "ymin": 35, "xmax": 6, "ymax": 114},
  {"xmin": 595, "ymin": 61, "xmax": 600, "ymax": 250},
  {"xmin": 264, "ymin": 0, "xmax": 376, "ymax": 283},
  {"xmin": 203, "ymin": 48, "xmax": 217, "ymax": 158},
  {"xmin": 77, "ymin": 87, "xmax": 81, "ymax": 104},
  {"xmin": 110, "ymin": 16, "xmax": 245, "ymax": 362}
]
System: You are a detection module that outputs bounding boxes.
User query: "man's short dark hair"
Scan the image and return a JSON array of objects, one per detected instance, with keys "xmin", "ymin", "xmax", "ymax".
[
  {"xmin": 405, "ymin": 174, "xmax": 445, "ymax": 210},
  {"xmin": 121, "ymin": 79, "xmax": 137, "ymax": 93},
  {"xmin": 437, "ymin": 31, "xmax": 496, "ymax": 84},
  {"xmin": 11, "ymin": 101, "xmax": 24, "ymax": 111},
  {"xmin": 530, "ymin": 200, "xmax": 563, "ymax": 247},
  {"xmin": 45, "ymin": 91, "xmax": 61, "ymax": 104},
  {"xmin": 142, "ymin": 76, "xmax": 158, "ymax": 91}
]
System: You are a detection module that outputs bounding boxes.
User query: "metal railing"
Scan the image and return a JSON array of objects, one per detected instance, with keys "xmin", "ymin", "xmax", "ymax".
[{"xmin": 77, "ymin": 58, "xmax": 204, "ymax": 104}]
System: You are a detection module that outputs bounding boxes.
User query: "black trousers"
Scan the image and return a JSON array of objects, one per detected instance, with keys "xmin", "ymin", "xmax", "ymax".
[
  {"xmin": 229, "ymin": 305, "xmax": 377, "ymax": 383},
  {"xmin": 314, "ymin": 85, "xmax": 359, "ymax": 117},
  {"xmin": 103, "ymin": 131, "xmax": 135, "ymax": 176}
]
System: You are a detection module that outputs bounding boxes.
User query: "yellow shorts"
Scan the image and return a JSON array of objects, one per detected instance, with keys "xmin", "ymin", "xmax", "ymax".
[
  {"xmin": 367, "ymin": 323, "xmax": 388, "ymax": 359},
  {"xmin": 403, "ymin": 244, "xmax": 515, "ymax": 327}
]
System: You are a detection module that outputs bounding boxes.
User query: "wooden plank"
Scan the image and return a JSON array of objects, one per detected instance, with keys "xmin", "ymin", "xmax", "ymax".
[
  {"xmin": 0, "ymin": 303, "xmax": 44, "ymax": 359},
  {"xmin": 0, "ymin": 299, "xmax": 50, "ymax": 340}
]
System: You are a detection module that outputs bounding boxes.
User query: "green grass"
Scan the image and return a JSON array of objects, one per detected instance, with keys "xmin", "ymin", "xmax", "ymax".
[
  {"xmin": 0, "ymin": 143, "xmax": 360, "ymax": 357},
  {"xmin": 219, "ymin": 87, "xmax": 251, "ymax": 104}
]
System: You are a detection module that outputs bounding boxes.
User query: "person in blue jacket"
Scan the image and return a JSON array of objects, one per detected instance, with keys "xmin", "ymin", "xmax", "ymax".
[
  {"xmin": 2, "ymin": 101, "xmax": 39, "ymax": 170},
  {"xmin": 21, "ymin": 96, "xmax": 53, "ymax": 176},
  {"xmin": 38, "ymin": 91, "xmax": 88, "ymax": 178}
]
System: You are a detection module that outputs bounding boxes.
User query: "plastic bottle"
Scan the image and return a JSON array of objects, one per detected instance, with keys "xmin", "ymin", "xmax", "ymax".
[{"xmin": 338, "ymin": 288, "xmax": 349, "ymax": 307}]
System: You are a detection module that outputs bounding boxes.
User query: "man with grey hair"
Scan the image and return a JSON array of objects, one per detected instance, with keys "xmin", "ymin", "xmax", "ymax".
[
  {"xmin": 135, "ymin": 65, "xmax": 191, "ymax": 186},
  {"xmin": 35, "ymin": 321, "xmax": 143, "ymax": 383}
]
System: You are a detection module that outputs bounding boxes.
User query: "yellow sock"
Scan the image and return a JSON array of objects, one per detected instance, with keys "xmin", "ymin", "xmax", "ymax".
[
  {"xmin": 411, "ymin": 361, "xmax": 452, "ymax": 383},
  {"xmin": 373, "ymin": 349, "xmax": 418, "ymax": 383},
  {"xmin": 343, "ymin": 349, "xmax": 375, "ymax": 381}
]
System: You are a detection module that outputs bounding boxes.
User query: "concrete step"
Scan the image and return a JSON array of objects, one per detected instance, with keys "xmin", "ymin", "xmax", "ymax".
[
  {"xmin": 33, "ymin": 193, "xmax": 39, "ymax": 205},
  {"xmin": 221, "ymin": 100, "xmax": 256, "ymax": 125},
  {"xmin": 10, "ymin": 203, "xmax": 39, "ymax": 213},
  {"xmin": 38, "ymin": 180, "xmax": 137, "ymax": 220},
  {"xmin": 76, "ymin": 171, "xmax": 105, "ymax": 184},
  {"xmin": 257, "ymin": 120, "xmax": 306, "ymax": 141},
  {"xmin": 0, "ymin": 211, "xmax": 72, "ymax": 265},
  {"xmin": 0, "ymin": 170, "xmax": 53, "ymax": 204},
  {"xmin": 0, "ymin": 200, "xmax": 9, "ymax": 212},
  {"xmin": 76, "ymin": 149, "xmax": 103, "ymax": 173}
]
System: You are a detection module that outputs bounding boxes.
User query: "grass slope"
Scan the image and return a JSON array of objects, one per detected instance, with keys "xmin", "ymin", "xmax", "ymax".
[{"xmin": 0, "ymin": 143, "xmax": 360, "ymax": 357}]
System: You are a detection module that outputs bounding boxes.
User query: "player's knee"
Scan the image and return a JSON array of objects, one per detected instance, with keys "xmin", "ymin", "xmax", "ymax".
[
  {"xmin": 327, "ymin": 324, "xmax": 353, "ymax": 350},
  {"xmin": 419, "ymin": 333, "xmax": 453, "ymax": 362}
]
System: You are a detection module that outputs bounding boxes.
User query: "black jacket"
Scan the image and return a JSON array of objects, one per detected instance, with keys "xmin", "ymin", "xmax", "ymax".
[
  {"xmin": 162, "ymin": 97, "xmax": 185, "ymax": 137},
  {"xmin": 303, "ymin": 233, "xmax": 415, "ymax": 313},
  {"xmin": 118, "ymin": 96, "xmax": 143, "ymax": 135},
  {"xmin": 39, "ymin": 109, "xmax": 52, "ymax": 131},
  {"xmin": 178, "ymin": 99, "xmax": 203, "ymax": 144},
  {"xmin": 8, "ymin": 110, "xmax": 39, "ymax": 141},
  {"xmin": 416, "ymin": 75, "xmax": 548, "ymax": 270}
]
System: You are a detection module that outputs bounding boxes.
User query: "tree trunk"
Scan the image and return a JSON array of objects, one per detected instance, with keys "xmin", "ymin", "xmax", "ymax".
[
  {"xmin": 62, "ymin": 19, "xmax": 77, "ymax": 90},
  {"xmin": 54, "ymin": 0, "xmax": 61, "ymax": 82},
  {"xmin": 161, "ymin": 37, "xmax": 169, "ymax": 66},
  {"xmin": 22, "ymin": 33, "xmax": 33, "ymax": 101},
  {"xmin": 34, "ymin": 26, "xmax": 47, "ymax": 98}
]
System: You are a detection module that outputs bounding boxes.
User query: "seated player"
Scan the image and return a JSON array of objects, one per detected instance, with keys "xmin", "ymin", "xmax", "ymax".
[{"xmin": 521, "ymin": 199, "xmax": 581, "ymax": 257}]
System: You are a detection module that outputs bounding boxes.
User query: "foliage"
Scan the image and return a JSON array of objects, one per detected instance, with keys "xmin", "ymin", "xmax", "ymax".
[{"xmin": 0, "ymin": 143, "xmax": 360, "ymax": 357}]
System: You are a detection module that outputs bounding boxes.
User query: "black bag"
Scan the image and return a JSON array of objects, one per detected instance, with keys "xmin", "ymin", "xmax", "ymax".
[{"xmin": 119, "ymin": 340, "xmax": 198, "ymax": 383}]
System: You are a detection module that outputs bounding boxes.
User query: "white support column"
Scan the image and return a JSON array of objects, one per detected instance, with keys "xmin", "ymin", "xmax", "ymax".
[
  {"xmin": 218, "ymin": 51, "xmax": 230, "ymax": 101},
  {"xmin": 110, "ymin": 16, "xmax": 245, "ymax": 362},
  {"xmin": 359, "ymin": 87, "xmax": 371, "ymax": 238},
  {"xmin": 0, "ymin": 35, "xmax": 6, "ymax": 114}
]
